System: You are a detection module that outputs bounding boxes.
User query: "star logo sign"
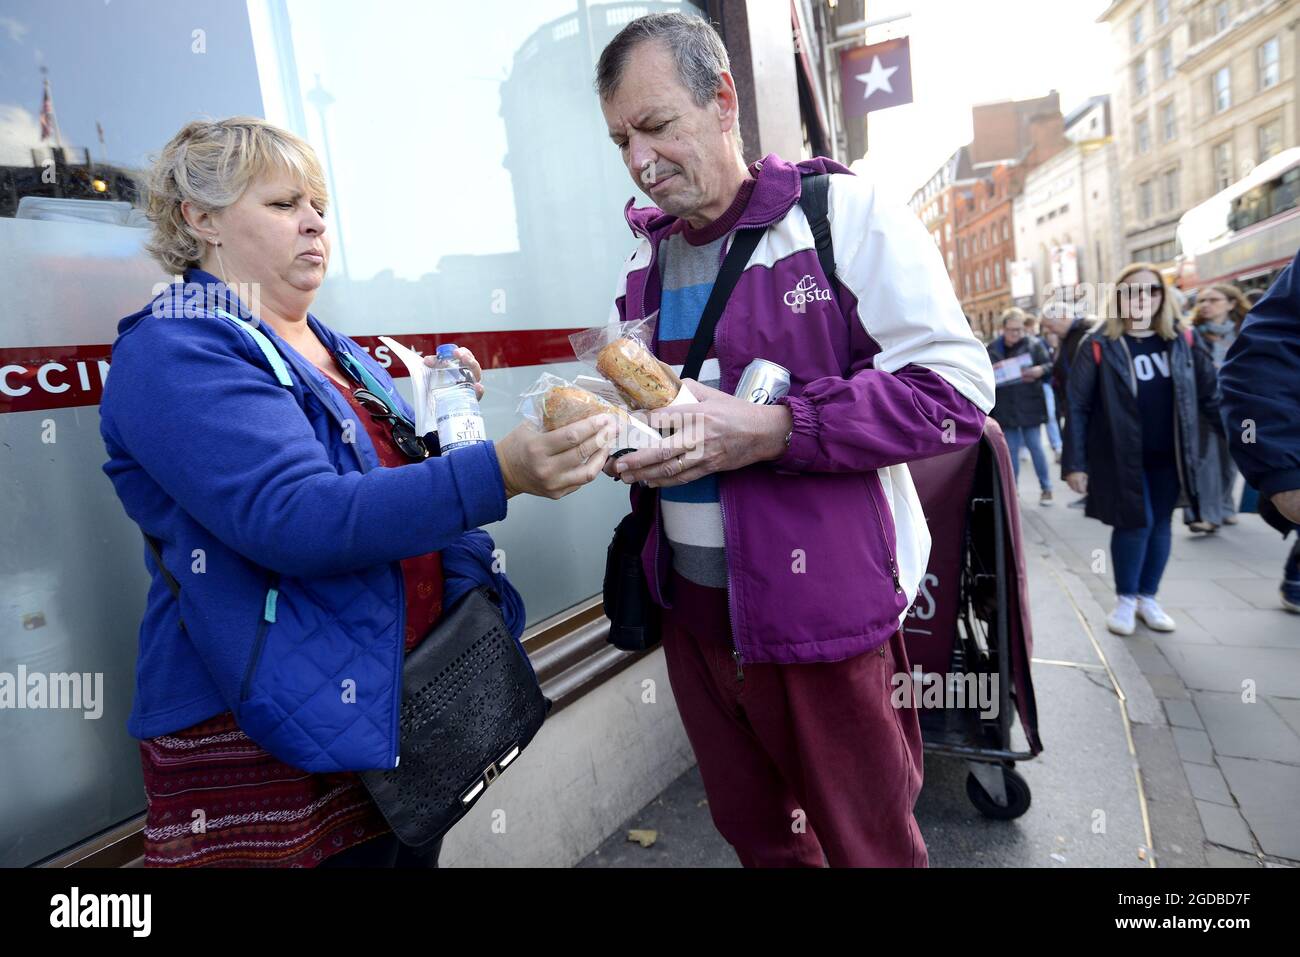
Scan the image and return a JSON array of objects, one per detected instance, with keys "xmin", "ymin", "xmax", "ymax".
[{"xmin": 854, "ymin": 55, "xmax": 899, "ymax": 100}]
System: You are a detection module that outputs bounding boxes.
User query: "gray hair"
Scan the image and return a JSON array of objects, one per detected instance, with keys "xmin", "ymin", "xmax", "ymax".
[{"xmin": 594, "ymin": 12, "xmax": 743, "ymax": 158}]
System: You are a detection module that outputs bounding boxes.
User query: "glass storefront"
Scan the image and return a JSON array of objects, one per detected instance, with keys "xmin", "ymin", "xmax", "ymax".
[{"xmin": 0, "ymin": 0, "xmax": 704, "ymax": 867}]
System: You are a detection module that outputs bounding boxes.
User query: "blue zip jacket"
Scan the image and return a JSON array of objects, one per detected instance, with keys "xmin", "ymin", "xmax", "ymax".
[
  {"xmin": 99, "ymin": 270, "xmax": 512, "ymax": 771},
  {"xmin": 1220, "ymin": 250, "xmax": 1300, "ymax": 509}
]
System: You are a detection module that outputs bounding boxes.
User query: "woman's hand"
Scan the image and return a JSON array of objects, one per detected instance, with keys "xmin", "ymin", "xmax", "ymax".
[
  {"xmin": 495, "ymin": 415, "xmax": 616, "ymax": 499},
  {"xmin": 424, "ymin": 347, "xmax": 485, "ymax": 400},
  {"xmin": 1066, "ymin": 471, "xmax": 1088, "ymax": 495}
]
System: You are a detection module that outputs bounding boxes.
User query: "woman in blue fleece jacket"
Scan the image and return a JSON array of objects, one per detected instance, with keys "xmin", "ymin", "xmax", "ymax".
[{"xmin": 98, "ymin": 117, "xmax": 614, "ymax": 867}]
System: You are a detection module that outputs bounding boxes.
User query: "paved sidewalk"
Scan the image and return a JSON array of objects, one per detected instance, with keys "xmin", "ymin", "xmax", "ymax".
[
  {"xmin": 1021, "ymin": 461, "xmax": 1300, "ymax": 867},
  {"xmin": 580, "ymin": 456, "xmax": 1298, "ymax": 868},
  {"xmin": 581, "ymin": 532, "xmax": 1157, "ymax": 867}
]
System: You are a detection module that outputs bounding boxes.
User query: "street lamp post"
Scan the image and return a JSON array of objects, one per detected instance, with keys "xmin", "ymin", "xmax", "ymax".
[{"xmin": 306, "ymin": 74, "xmax": 349, "ymax": 281}]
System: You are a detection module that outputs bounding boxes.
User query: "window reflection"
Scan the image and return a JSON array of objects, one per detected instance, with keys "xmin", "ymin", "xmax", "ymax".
[{"xmin": 1, "ymin": 0, "xmax": 704, "ymax": 866}]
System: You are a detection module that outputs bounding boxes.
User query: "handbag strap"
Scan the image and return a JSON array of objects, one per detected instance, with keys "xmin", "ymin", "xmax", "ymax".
[
  {"xmin": 142, "ymin": 532, "xmax": 188, "ymax": 634},
  {"xmin": 680, "ymin": 227, "xmax": 765, "ymax": 382}
]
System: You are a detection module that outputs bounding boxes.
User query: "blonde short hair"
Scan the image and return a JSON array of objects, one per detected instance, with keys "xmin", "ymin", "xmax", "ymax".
[
  {"xmin": 999, "ymin": 306, "xmax": 1028, "ymax": 327},
  {"xmin": 1101, "ymin": 261, "xmax": 1179, "ymax": 340},
  {"xmin": 144, "ymin": 117, "xmax": 328, "ymax": 275}
]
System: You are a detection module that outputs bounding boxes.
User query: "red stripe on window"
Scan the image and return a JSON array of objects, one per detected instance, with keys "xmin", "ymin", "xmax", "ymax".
[{"xmin": 0, "ymin": 328, "xmax": 585, "ymax": 415}]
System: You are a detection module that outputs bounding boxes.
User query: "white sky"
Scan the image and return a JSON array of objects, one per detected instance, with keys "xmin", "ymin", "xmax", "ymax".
[{"xmin": 850, "ymin": 0, "xmax": 1117, "ymax": 204}]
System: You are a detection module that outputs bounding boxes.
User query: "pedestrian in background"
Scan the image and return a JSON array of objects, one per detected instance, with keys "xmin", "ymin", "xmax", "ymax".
[
  {"xmin": 1063, "ymin": 263, "xmax": 1220, "ymax": 636},
  {"xmin": 988, "ymin": 307, "xmax": 1055, "ymax": 505},
  {"xmin": 1219, "ymin": 250, "xmax": 1300, "ymax": 614},
  {"xmin": 1041, "ymin": 295, "xmax": 1095, "ymax": 508},
  {"xmin": 1185, "ymin": 283, "xmax": 1250, "ymax": 533},
  {"xmin": 1036, "ymin": 319, "xmax": 1064, "ymax": 464}
]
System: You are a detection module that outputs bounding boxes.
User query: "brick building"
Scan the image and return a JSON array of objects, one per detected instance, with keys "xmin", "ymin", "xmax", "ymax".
[
  {"xmin": 955, "ymin": 163, "xmax": 1019, "ymax": 339},
  {"xmin": 911, "ymin": 93, "xmax": 1069, "ymax": 339},
  {"xmin": 907, "ymin": 145, "xmax": 975, "ymax": 294}
]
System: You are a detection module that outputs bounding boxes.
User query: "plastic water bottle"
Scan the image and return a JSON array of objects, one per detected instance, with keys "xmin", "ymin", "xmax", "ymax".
[{"xmin": 428, "ymin": 343, "xmax": 487, "ymax": 453}]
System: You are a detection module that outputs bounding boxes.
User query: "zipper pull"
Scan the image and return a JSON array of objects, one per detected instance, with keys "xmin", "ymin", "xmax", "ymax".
[
  {"xmin": 732, "ymin": 649, "xmax": 745, "ymax": 683},
  {"xmin": 889, "ymin": 558, "xmax": 903, "ymax": 595}
]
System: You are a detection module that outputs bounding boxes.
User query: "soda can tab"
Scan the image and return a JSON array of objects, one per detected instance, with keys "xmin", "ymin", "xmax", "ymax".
[{"xmin": 734, "ymin": 359, "xmax": 791, "ymax": 405}]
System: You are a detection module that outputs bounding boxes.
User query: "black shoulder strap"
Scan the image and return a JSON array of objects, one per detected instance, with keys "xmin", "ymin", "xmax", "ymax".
[
  {"xmin": 681, "ymin": 227, "xmax": 764, "ymax": 382},
  {"xmin": 798, "ymin": 173, "xmax": 836, "ymax": 282},
  {"xmin": 679, "ymin": 173, "xmax": 835, "ymax": 383},
  {"xmin": 142, "ymin": 532, "xmax": 187, "ymax": 633}
]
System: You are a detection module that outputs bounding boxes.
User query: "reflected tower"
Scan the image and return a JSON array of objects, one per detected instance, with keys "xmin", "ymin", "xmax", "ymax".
[{"xmin": 499, "ymin": 2, "xmax": 701, "ymax": 324}]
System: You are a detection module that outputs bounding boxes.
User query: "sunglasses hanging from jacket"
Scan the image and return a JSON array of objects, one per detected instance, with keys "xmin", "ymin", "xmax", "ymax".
[{"xmin": 333, "ymin": 349, "xmax": 439, "ymax": 460}]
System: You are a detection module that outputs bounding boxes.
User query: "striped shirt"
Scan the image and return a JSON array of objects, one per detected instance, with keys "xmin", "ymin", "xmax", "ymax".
[{"xmin": 655, "ymin": 178, "xmax": 755, "ymax": 590}]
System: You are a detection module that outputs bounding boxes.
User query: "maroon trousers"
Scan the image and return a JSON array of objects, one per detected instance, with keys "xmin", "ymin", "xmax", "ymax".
[{"xmin": 661, "ymin": 570, "xmax": 928, "ymax": 867}]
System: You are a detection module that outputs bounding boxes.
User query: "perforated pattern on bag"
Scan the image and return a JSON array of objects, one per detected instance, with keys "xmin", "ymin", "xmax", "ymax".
[{"xmin": 360, "ymin": 588, "xmax": 548, "ymax": 848}]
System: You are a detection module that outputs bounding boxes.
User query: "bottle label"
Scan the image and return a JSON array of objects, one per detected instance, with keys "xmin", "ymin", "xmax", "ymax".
[{"xmin": 437, "ymin": 407, "xmax": 487, "ymax": 452}]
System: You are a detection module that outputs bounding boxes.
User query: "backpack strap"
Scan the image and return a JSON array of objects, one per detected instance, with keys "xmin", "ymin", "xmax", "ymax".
[
  {"xmin": 212, "ymin": 308, "xmax": 294, "ymax": 388},
  {"xmin": 798, "ymin": 173, "xmax": 836, "ymax": 282}
]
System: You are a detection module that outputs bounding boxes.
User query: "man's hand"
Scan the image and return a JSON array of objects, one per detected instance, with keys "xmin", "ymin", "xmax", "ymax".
[
  {"xmin": 614, "ymin": 380, "xmax": 792, "ymax": 487},
  {"xmin": 1272, "ymin": 488, "xmax": 1300, "ymax": 525},
  {"xmin": 1066, "ymin": 471, "xmax": 1088, "ymax": 495},
  {"xmin": 1021, "ymin": 364, "xmax": 1046, "ymax": 382}
]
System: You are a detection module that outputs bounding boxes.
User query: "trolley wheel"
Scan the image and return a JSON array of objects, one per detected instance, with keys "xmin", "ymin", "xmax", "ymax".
[{"xmin": 966, "ymin": 767, "xmax": 1031, "ymax": 820}]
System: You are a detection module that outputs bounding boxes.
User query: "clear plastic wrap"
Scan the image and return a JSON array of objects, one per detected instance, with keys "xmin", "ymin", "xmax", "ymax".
[
  {"xmin": 516, "ymin": 372, "xmax": 662, "ymax": 456},
  {"xmin": 567, "ymin": 318, "xmax": 681, "ymax": 410}
]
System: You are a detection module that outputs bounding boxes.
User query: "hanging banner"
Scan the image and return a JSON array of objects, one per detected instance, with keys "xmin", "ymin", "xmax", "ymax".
[
  {"xmin": 1010, "ymin": 259, "xmax": 1036, "ymax": 303},
  {"xmin": 839, "ymin": 36, "xmax": 914, "ymax": 119},
  {"xmin": 1051, "ymin": 245, "xmax": 1079, "ymax": 287}
]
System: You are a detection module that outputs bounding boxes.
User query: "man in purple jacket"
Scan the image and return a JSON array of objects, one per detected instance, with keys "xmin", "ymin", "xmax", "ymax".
[{"xmin": 596, "ymin": 13, "xmax": 995, "ymax": 866}]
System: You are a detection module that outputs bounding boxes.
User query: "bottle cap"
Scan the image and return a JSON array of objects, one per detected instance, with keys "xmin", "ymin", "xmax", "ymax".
[{"xmin": 436, "ymin": 343, "xmax": 459, "ymax": 360}]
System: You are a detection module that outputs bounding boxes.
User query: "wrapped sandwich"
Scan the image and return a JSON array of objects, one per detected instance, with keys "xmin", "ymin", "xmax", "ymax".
[
  {"xmin": 540, "ymin": 384, "xmax": 632, "ymax": 431},
  {"xmin": 517, "ymin": 373, "xmax": 660, "ymax": 454},
  {"xmin": 595, "ymin": 337, "xmax": 679, "ymax": 410},
  {"xmin": 570, "ymin": 319, "xmax": 681, "ymax": 411}
]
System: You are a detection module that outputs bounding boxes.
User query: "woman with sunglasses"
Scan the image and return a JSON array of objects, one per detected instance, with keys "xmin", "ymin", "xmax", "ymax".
[
  {"xmin": 1062, "ymin": 263, "xmax": 1219, "ymax": 636},
  {"xmin": 99, "ymin": 118, "xmax": 615, "ymax": 867}
]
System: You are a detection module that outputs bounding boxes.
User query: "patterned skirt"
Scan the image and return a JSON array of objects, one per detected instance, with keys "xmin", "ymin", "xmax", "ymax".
[{"xmin": 138, "ymin": 710, "xmax": 392, "ymax": 867}]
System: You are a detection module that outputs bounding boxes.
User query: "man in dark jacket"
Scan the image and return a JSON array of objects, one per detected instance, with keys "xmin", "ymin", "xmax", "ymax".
[
  {"xmin": 1219, "ymin": 249, "xmax": 1300, "ymax": 613},
  {"xmin": 988, "ymin": 307, "xmax": 1055, "ymax": 505}
]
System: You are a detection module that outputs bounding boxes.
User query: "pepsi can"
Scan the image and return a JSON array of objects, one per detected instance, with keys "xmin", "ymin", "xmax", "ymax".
[{"xmin": 734, "ymin": 359, "xmax": 791, "ymax": 405}]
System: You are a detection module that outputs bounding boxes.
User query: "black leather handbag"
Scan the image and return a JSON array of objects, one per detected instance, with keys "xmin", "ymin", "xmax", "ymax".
[{"xmin": 359, "ymin": 586, "xmax": 551, "ymax": 849}]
